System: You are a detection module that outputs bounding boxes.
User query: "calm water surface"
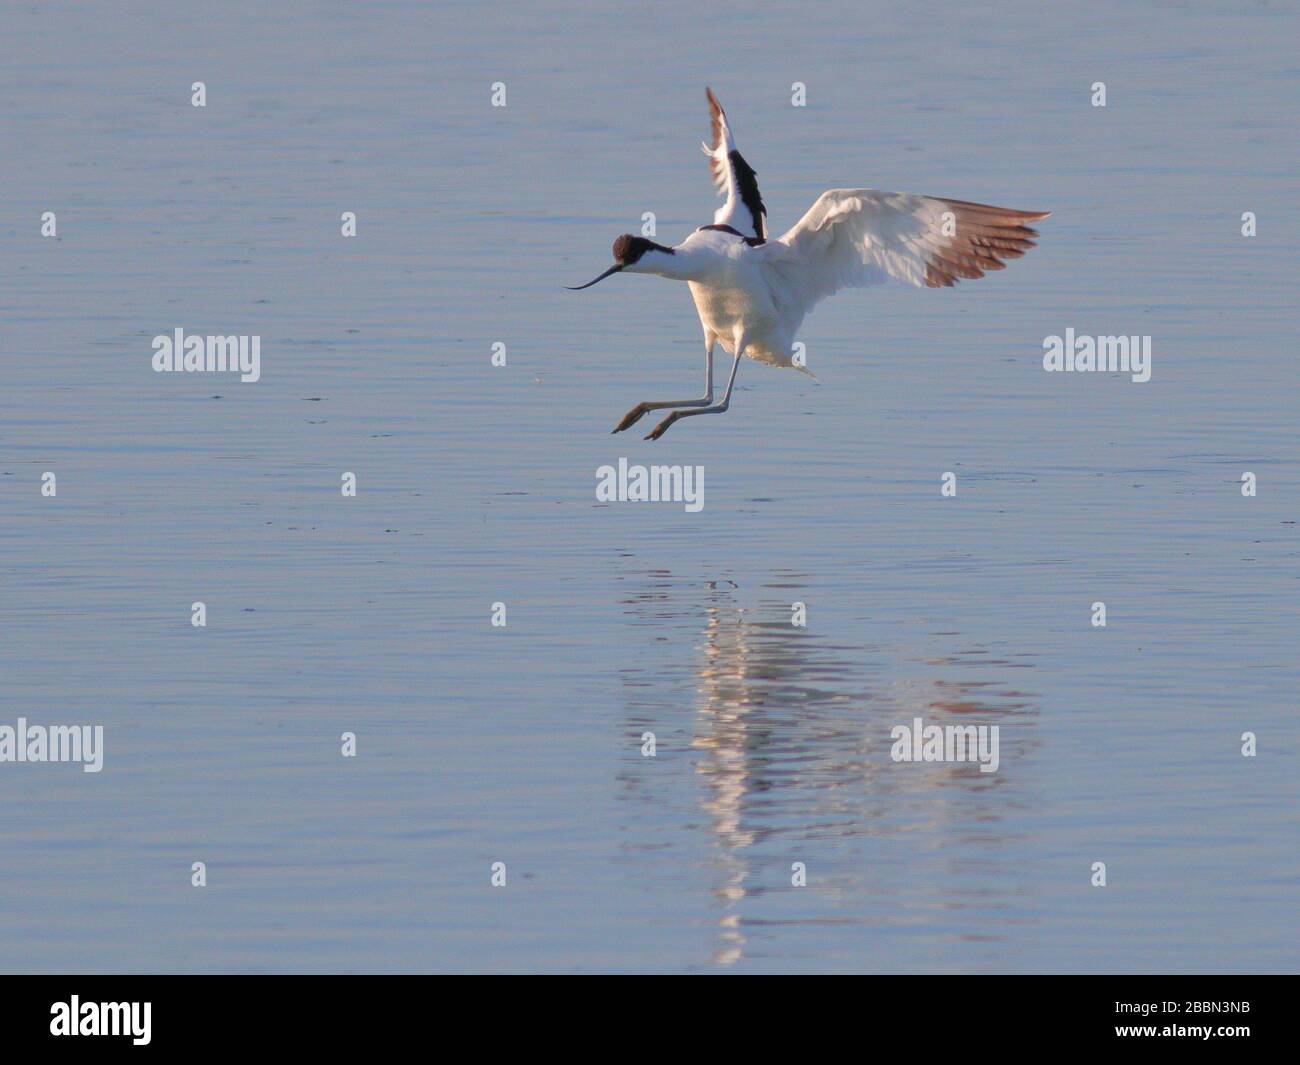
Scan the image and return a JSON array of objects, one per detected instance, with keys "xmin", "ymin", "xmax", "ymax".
[{"xmin": 0, "ymin": 1, "xmax": 1296, "ymax": 972}]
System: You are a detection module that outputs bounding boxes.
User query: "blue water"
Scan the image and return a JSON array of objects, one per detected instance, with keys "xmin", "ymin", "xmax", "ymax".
[{"xmin": 0, "ymin": 0, "xmax": 1296, "ymax": 972}]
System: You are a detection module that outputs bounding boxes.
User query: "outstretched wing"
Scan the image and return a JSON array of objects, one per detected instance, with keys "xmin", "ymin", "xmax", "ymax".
[
  {"xmin": 703, "ymin": 87, "xmax": 767, "ymax": 243},
  {"xmin": 768, "ymin": 189, "xmax": 1049, "ymax": 314}
]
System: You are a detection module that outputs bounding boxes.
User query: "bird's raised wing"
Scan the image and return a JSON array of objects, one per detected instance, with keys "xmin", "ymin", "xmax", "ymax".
[
  {"xmin": 768, "ymin": 189, "xmax": 1049, "ymax": 313},
  {"xmin": 703, "ymin": 87, "xmax": 766, "ymax": 243}
]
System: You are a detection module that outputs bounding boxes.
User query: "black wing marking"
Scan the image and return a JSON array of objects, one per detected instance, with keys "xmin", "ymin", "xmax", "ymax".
[
  {"xmin": 704, "ymin": 88, "xmax": 766, "ymax": 244},
  {"xmin": 728, "ymin": 150, "xmax": 766, "ymax": 243}
]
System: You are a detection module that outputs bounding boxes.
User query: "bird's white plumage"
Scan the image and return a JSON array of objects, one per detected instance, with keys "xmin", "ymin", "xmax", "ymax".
[
  {"xmin": 770, "ymin": 189, "xmax": 953, "ymax": 300},
  {"xmin": 578, "ymin": 88, "xmax": 1049, "ymax": 440}
]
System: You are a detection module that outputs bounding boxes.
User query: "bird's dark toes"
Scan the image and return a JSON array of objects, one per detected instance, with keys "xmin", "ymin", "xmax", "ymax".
[
  {"xmin": 645, "ymin": 414, "xmax": 677, "ymax": 441},
  {"xmin": 612, "ymin": 404, "xmax": 648, "ymax": 433}
]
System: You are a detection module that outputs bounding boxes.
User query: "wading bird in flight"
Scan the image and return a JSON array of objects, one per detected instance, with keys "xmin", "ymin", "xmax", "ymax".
[{"xmin": 569, "ymin": 88, "xmax": 1049, "ymax": 440}]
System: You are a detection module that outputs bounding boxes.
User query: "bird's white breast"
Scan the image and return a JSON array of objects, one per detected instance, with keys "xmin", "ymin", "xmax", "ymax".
[{"xmin": 685, "ymin": 243, "xmax": 792, "ymax": 365}]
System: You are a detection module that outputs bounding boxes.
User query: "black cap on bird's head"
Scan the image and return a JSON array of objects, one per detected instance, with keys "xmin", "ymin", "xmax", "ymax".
[
  {"xmin": 613, "ymin": 234, "xmax": 657, "ymax": 265},
  {"xmin": 567, "ymin": 234, "xmax": 674, "ymax": 290}
]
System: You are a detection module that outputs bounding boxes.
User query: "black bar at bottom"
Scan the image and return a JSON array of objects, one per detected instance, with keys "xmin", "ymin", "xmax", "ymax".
[{"xmin": 0, "ymin": 974, "xmax": 1291, "ymax": 1051}]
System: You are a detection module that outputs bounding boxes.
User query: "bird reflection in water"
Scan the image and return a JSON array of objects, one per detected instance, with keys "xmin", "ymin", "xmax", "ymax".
[{"xmin": 617, "ymin": 570, "xmax": 1038, "ymax": 968}]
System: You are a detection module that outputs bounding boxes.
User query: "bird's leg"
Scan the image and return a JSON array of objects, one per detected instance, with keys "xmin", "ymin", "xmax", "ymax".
[
  {"xmin": 611, "ymin": 334, "xmax": 715, "ymax": 433},
  {"xmin": 645, "ymin": 345, "xmax": 743, "ymax": 441}
]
